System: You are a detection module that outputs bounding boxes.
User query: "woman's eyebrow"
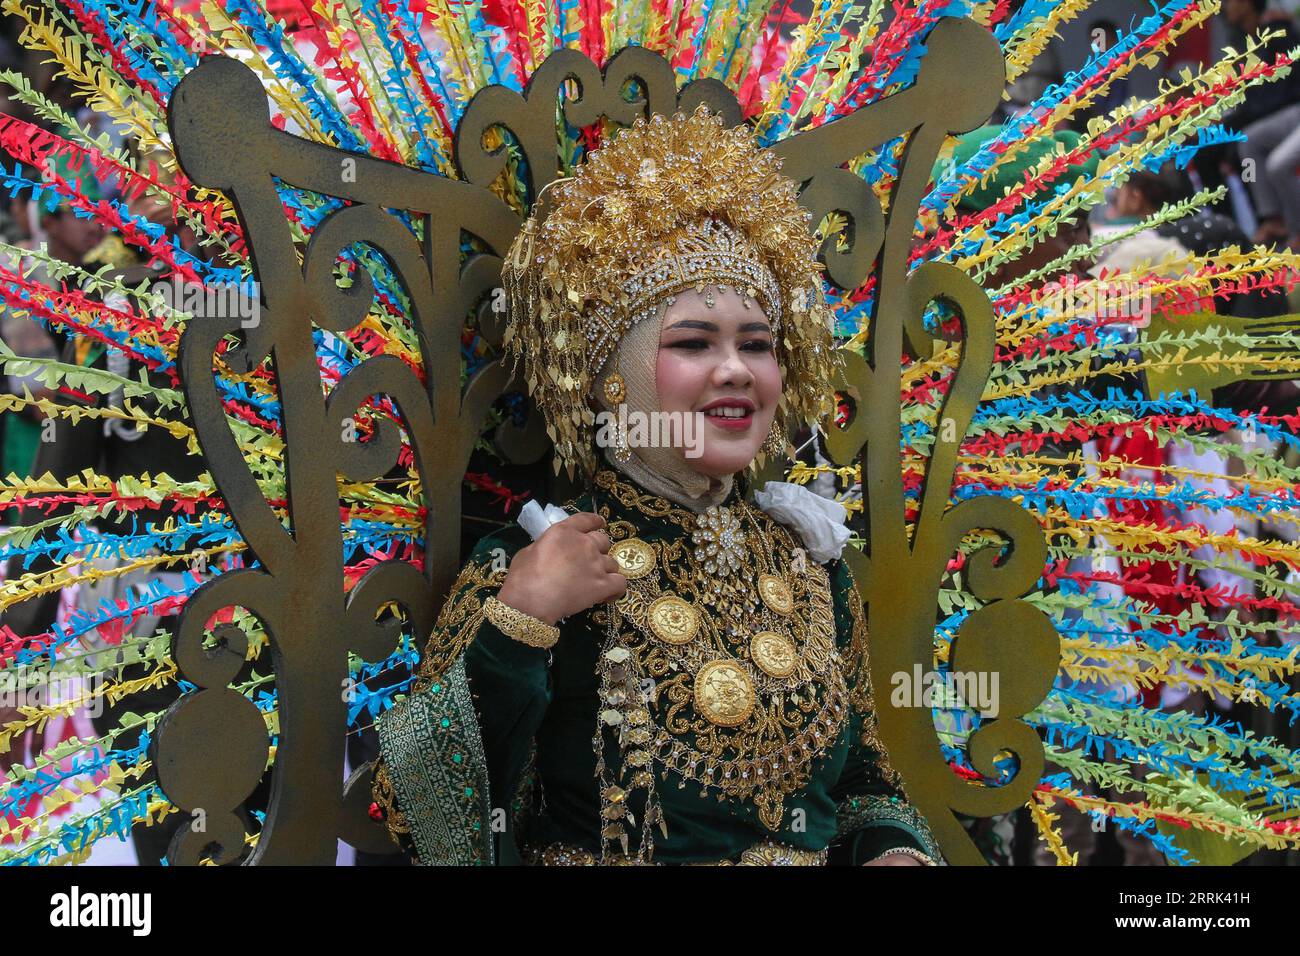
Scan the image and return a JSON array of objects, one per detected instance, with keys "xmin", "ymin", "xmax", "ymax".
[
  {"xmin": 665, "ymin": 319, "xmax": 719, "ymax": 332},
  {"xmin": 663, "ymin": 319, "xmax": 772, "ymax": 333}
]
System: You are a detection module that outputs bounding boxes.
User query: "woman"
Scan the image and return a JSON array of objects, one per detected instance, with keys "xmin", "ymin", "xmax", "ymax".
[{"xmin": 371, "ymin": 108, "xmax": 940, "ymax": 866}]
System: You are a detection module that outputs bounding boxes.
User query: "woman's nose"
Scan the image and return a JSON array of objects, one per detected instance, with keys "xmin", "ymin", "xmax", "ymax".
[{"xmin": 713, "ymin": 347, "xmax": 753, "ymax": 387}]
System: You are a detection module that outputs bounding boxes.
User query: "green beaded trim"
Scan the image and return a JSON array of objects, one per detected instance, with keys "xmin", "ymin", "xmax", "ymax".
[
  {"xmin": 377, "ymin": 656, "xmax": 493, "ymax": 865},
  {"xmin": 834, "ymin": 793, "xmax": 942, "ymax": 861}
]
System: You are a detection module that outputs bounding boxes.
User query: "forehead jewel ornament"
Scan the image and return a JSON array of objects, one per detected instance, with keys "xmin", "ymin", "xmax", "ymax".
[{"xmin": 500, "ymin": 106, "xmax": 839, "ymax": 478}]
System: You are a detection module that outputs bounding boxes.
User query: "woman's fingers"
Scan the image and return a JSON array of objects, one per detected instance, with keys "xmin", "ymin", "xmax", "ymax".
[
  {"xmin": 516, "ymin": 511, "xmax": 629, "ymax": 617},
  {"xmin": 561, "ymin": 512, "xmax": 606, "ymax": 535},
  {"xmin": 603, "ymin": 572, "xmax": 629, "ymax": 601}
]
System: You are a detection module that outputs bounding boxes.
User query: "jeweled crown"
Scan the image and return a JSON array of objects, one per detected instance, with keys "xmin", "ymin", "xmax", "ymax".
[
  {"xmin": 586, "ymin": 218, "xmax": 782, "ymax": 377},
  {"xmin": 502, "ymin": 107, "xmax": 838, "ymax": 477}
]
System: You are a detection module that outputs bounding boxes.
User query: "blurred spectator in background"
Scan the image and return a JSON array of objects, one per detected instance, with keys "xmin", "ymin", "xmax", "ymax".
[
  {"xmin": 1220, "ymin": 0, "xmax": 1300, "ymax": 247},
  {"xmin": 998, "ymin": 37, "xmax": 1065, "ymax": 125},
  {"xmin": 1091, "ymin": 171, "xmax": 1191, "ymax": 284},
  {"xmin": 31, "ymin": 195, "xmax": 106, "ymax": 287},
  {"xmin": 1072, "ymin": 19, "xmax": 1133, "ymax": 134},
  {"xmin": 1158, "ymin": 166, "xmax": 1296, "ymax": 322},
  {"xmin": 0, "ymin": 158, "xmax": 104, "ymax": 499}
]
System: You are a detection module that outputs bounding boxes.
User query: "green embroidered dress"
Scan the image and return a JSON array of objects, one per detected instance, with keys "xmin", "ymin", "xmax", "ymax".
[{"xmin": 372, "ymin": 469, "xmax": 939, "ymax": 865}]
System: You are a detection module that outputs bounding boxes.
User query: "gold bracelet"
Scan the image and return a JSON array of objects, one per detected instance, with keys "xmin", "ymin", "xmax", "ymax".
[
  {"xmin": 484, "ymin": 595, "xmax": 560, "ymax": 649},
  {"xmin": 869, "ymin": 846, "xmax": 938, "ymax": 866}
]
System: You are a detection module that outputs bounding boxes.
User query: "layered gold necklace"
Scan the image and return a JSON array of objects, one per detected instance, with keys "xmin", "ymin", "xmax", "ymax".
[{"xmin": 592, "ymin": 470, "xmax": 848, "ymax": 860}]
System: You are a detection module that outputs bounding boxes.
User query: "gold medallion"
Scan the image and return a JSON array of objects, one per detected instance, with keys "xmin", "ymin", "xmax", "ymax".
[
  {"xmin": 694, "ymin": 660, "xmax": 755, "ymax": 727},
  {"xmin": 648, "ymin": 595, "xmax": 699, "ymax": 645},
  {"xmin": 750, "ymin": 631, "xmax": 796, "ymax": 678},
  {"xmin": 611, "ymin": 538, "xmax": 656, "ymax": 579},
  {"xmin": 757, "ymin": 574, "xmax": 793, "ymax": 615},
  {"xmin": 603, "ymin": 370, "xmax": 627, "ymax": 405}
]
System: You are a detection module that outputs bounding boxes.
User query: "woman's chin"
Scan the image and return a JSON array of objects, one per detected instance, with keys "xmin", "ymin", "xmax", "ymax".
[{"xmin": 689, "ymin": 444, "xmax": 762, "ymax": 478}]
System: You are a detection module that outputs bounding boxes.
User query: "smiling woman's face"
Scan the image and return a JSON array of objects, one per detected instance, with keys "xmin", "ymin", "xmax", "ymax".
[{"xmin": 655, "ymin": 286, "xmax": 783, "ymax": 478}]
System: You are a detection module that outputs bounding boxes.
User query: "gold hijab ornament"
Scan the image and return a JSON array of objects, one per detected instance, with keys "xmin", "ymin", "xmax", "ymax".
[{"xmin": 501, "ymin": 107, "xmax": 840, "ymax": 478}]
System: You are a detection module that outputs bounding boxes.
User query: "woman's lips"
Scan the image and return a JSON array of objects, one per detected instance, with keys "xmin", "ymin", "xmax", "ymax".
[
  {"xmin": 699, "ymin": 399, "xmax": 756, "ymax": 432},
  {"xmin": 703, "ymin": 411, "xmax": 754, "ymax": 431}
]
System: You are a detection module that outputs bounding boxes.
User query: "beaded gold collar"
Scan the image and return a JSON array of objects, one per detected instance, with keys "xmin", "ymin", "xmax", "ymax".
[{"xmin": 591, "ymin": 469, "xmax": 848, "ymax": 858}]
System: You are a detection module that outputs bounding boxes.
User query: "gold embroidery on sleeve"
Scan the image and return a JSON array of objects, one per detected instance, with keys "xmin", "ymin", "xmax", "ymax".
[
  {"xmin": 834, "ymin": 793, "xmax": 941, "ymax": 860},
  {"xmin": 842, "ymin": 562, "xmax": 904, "ymax": 792},
  {"xmin": 412, "ymin": 559, "xmax": 507, "ymax": 695},
  {"xmin": 370, "ymin": 759, "xmax": 411, "ymax": 846}
]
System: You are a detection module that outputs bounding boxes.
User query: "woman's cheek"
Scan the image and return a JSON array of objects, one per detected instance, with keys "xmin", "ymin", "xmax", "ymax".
[
  {"xmin": 754, "ymin": 355, "xmax": 784, "ymax": 409},
  {"xmin": 655, "ymin": 351, "xmax": 705, "ymax": 413}
]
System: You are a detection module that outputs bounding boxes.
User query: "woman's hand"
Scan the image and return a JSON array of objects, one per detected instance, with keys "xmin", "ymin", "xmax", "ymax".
[
  {"xmin": 863, "ymin": 853, "xmax": 925, "ymax": 866},
  {"xmin": 496, "ymin": 512, "xmax": 627, "ymax": 626}
]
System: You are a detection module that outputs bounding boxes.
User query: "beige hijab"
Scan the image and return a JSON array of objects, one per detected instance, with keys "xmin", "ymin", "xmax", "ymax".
[{"xmin": 594, "ymin": 299, "xmax": 733, "ymax": 513}]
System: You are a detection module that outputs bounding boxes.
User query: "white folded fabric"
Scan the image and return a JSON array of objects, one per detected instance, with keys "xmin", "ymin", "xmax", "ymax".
[
  {"xmin": 752, "ymin": 481, "xmax": 851, "ymax": 564},
  {"xmin": 517, "ymin": 500, "xmax": 571, "ymax": 541}
]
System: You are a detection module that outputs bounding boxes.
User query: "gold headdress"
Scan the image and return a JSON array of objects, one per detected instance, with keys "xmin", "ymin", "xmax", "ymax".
[{"xmin": 502, "ymin": 106, "xmax": 838, "ymax": 477}]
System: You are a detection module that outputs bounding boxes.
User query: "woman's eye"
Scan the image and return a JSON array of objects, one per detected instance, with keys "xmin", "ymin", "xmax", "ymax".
[
  {"xmin": 667, "ymin": 339, "xmax": 709, "ymax": 350},
  {"xmin": 742, "ymin": 339, "xmax": 774, "ymax": 352}
]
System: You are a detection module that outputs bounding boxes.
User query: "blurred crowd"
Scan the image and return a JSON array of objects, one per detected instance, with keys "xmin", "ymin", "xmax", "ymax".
[
  {"xmin": 0, "ymin": 16, "xmax": 205, "ymax": 510},
  {"xmin": 0, "ymin": 12, "xmax": 210, "ymax": 864},
  {"xmin": 964, "ymin": 0, "xmax": 1300, "ymax": 865}
]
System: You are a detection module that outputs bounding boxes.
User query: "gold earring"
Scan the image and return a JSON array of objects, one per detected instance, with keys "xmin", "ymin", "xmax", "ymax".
[
  {"xmin": 613, "ymin": 420, "xmax": 632, "ymax": 462},
  {"xmin": 761, "ymin": 421, "xmax": 786, "ymax": 459},
  {"xmin": 603, "ymin": 369, "xmax": 626, "ymax": 406}
]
